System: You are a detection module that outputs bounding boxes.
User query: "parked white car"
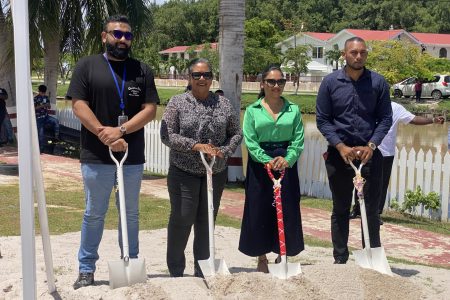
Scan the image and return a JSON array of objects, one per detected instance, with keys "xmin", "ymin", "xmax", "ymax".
[{"xmin": 392, "ymin": 75, "xmax": 450, "ymax": 100}]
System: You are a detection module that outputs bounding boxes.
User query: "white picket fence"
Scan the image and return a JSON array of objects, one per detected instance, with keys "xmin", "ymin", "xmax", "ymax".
[
  {"xmin": 55, "ymin": 109, "xmax": 450, "ymax": 221},
  {"xmin": 299, "ymin": 137, "xmax": 450, "ymax": 221}
]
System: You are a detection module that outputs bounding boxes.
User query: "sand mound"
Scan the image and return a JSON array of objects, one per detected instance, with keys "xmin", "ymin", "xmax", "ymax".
[{"xmin": 0, "ymin": 227, "xmax": 448, "ymax": 299}]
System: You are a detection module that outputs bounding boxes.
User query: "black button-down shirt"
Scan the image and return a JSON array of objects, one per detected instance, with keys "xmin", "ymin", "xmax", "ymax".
[{"xmin": 316, "ymin": 68, "xmax": 392, "ymax": 147}]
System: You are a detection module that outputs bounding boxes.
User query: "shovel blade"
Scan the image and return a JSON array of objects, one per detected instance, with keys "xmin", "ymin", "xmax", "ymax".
[
  {"xmin": 108, "ymin": 258, "xmax": 147, "ymax": 289},
  {"xmin": 353, "ymin": 247, "xmax": 392, "ymax": 276},
  {"xmin": 198, "ymin": 258, "xmax": 230, "ymax": 277},
  {"xmin": 268, "ymin": 262, "xmax": 302, "ymax": 280}
]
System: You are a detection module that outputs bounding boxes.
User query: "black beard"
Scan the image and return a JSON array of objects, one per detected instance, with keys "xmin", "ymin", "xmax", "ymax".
[{"xmin": 106, "ymin": 42, "xmax": 130, "ymax": 60}]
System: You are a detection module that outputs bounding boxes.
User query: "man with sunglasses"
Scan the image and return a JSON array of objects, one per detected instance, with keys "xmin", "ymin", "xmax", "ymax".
[
  {"xmin": 316, "ymin": 37, "xmax": 392, "ymax": 265},
  {"xmin": 67, "ymin": 15, "xmax": 159, "ymax": 289}
]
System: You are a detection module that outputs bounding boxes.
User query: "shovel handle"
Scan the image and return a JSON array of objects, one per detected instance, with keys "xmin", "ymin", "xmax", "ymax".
[
  {"xmin": 109, "ymin": 147, "xmax": 130, "ymax": 259},
  {"xmin": 200, "ymin": 152, "xmax": 215, "ymax": 172},
  {"xmin": 349, "ymin": 161, "xmax": 364, "ymax": 175},
  {"xmin": 109, "ymin": 147, "xmax": 129, "ymax": 167},
  {"xmin": 266, "ymin": 165, "xmax": 287, "ymax": 256},
  {"xmin": 265, "ymin": 164, "xmax": 285, "ymax": 185}
]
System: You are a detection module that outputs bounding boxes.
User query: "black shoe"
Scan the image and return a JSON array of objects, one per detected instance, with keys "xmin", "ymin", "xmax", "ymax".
[
  {"xmin": 275, "ymin": 255, "xmax": 281, "ymax": 264},
  {"xmin": 73, "ymin": 272, "xmax": 94, "ymax": 290},
  {"xmin": 333, "ymin": 258, "xmax": 347, "ymax": 264},
  {"xmin": 349, "ymin": 206, "xmax": 361, "ymax": 219},
  {"xmin": 194, "ymin": 264, "xmax": 204, "ymax": 278}
]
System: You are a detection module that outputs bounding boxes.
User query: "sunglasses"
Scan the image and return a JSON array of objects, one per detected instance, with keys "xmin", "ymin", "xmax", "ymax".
[
  {"xmin": 107, "ymin": 30, "xmax": 134, "ymax": 41},
  {"xmin": 264, "ymin": 79, "xmax": 287, "ymax": 87},
  {"xmin": 191, "ymin": 72, "xmax": 213, "ymax": 80}
]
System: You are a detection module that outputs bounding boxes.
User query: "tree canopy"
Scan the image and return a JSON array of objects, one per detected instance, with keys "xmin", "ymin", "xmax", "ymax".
[{"xmin": 365, "ymin": 40, "xmax": 449, "ymax": 84}]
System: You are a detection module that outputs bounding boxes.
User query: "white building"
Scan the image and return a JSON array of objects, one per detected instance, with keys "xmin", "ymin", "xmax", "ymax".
[
  {"xmin": 278, "ymin": 29, "xmax": 450, "ymax": 76},
  {"xmin": 276, "ymin": 32, "xmax": 336, "ymax": 76}
]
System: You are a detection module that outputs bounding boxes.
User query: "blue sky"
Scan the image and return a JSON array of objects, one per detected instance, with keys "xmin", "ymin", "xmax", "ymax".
[{"xmin": 153, "ymin": 0, "xmax": 168, "ymax": 5}]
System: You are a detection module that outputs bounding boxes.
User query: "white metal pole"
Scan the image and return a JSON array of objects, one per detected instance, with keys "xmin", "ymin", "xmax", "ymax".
[
  {"xmin": 11, "ymin": 0, "xmax": 37, "ymax": 299},
  {"xmin": 31, "ymin": 106, "xmax": 56, "ymax": 293}
]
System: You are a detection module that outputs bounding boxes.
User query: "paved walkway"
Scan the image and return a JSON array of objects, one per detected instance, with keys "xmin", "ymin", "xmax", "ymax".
[{"xmin": 1, "ymin": 146, "xmax": 449, "ymax": 268}]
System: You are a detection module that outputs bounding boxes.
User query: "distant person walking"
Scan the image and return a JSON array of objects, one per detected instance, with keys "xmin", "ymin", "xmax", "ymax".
[{"xmin": 415, "ymin": 79, "xmax": 422, "ymax": 103}]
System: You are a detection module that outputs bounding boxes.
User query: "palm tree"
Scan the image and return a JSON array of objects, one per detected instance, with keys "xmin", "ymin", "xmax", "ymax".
[
  {"xmin": 219, "ymin": 0, "xmax": 245, "ymax": 181},
  {"xmin": 0, "ymin": 2, "xmax": 15, "ymax": 106},
  {"xmin": 28, "ymin": 0, "xmax": 151, "ymax": 104}
]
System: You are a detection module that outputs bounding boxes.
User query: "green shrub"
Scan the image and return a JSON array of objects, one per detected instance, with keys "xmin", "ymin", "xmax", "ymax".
[
  {"xmin": 403, "ymin": 186, "xmax": 441, "ymax": 215},
  {"xmin": 389, "ymin": 198, "xmax": 400, "ymax": 211}
]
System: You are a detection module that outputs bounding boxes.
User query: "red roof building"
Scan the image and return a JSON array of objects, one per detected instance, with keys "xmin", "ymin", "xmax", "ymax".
[{"xmin": 159, "ymin": 43, "xmax": 218, "ymax": 60}]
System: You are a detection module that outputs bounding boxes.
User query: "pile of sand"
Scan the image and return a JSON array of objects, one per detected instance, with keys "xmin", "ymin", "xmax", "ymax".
[{"xmin": 1, "ymin": 227, "xmax": 449, "ymax": 299}]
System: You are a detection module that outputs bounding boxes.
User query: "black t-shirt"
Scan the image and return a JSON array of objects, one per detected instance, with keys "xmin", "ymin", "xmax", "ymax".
[{"xmin": 67, "ymin": 54, "xmax": 160, "ymax": 164}]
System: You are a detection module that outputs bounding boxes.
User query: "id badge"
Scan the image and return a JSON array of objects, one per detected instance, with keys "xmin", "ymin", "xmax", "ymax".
[{"xmin": 118, "ymin": 115, "xmax": 128, "ymax": 126}]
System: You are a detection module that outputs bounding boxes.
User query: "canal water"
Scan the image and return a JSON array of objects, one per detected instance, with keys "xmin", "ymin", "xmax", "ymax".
[{"xmin": 58, "ymin": 101, "xmax": 449, "ymax": 154}]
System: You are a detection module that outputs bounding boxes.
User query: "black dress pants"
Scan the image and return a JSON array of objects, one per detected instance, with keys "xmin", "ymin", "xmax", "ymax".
[
  {"xmin": 166, "ymin": 165, "xmax": 227, "ymax": 276},
  {"xmin": 379, "ymin": 156, "xmax": 394, "ymax": 214},
  {"xmin": 325, "ymin": 146, "xmax": 383, "ymax": 262}
]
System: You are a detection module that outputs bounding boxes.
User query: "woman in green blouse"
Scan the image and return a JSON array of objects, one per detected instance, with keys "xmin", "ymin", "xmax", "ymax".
[{"xmin": 238, "ymin": 65, "xmax": 305, "ymax": 273}]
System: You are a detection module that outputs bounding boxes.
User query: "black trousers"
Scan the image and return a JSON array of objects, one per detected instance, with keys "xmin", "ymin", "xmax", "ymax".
[
  {"xmin": 166, "ymin": 165, "xmax": 227, "ymax": 276},
  {"xmin": 325, "ymin": 146, "xmax": 383, "ymax": 261},
  {"xmin": 239, "ymin": 154, "xmax": 304, "ymax": 257},
  {"xmin": 379, "ymin": 156, "xmax": 395, "ymax": 214}
]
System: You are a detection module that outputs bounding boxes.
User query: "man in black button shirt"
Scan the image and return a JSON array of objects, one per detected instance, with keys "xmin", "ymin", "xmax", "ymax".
[
  {"xmin": 316, "ymin": 37, "xmax": 392, "ymax": 264},
  {"xmin": 67, "ymin": 15, "xmax": 159, "ymax": 289}
]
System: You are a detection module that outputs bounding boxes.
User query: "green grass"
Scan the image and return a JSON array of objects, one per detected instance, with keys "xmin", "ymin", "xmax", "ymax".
[
  {"xmin": 47, "ymin": 83, "xmax": 446, "ymax": 119},
  {"xmin": 0, "ymin": 184, "xmax": 247, "ymax": 236},
  {"xmin": 437, "ymin": 98, "xmax": 450, "ymax": 119},
  {"xmin": 301, "ymin": 196, "xmax": 450, "ymax": 236},
  {"xmin": 224, "ymin": 181, "xmax": 245, "ymax": 193},
  {"xmin": 302, "ymin": 197, "xmax": 333, "ymax": 211},
  {"xmin": 32, "ymin": 81, "xmax": 70, "ymax": 99},
  {"xmin": 382, "ymin": 210, "xmax": 450, "ymax": 236},
  {"xmin": 155, "ymin": 88, "xmax": 318, "ymax": 113}
]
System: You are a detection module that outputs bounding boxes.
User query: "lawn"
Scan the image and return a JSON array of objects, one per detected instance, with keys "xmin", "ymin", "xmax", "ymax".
[
  {"xmin": 0, "ymin": 184, "xmax": 239, "ymax": 236},
  {"xmin": 37, "ymin": 80, "xmax": 447, "ymax": 118}
]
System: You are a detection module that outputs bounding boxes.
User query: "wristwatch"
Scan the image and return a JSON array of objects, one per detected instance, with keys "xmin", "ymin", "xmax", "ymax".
[
  {"xmin": 119, "ymin": 125, "xmax": 127, "ymax": 136},
  {"xmin": 367, "ymin": 142, "xmax": 377, "ymax": 151}
]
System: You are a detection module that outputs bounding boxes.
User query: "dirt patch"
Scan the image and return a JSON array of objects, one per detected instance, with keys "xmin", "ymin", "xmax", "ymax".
[{"xmin": 1, "ymin": 227, "xmax": 448, "ymax": 299}]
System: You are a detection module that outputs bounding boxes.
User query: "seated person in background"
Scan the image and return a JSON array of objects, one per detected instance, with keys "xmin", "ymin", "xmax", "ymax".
[
  {"xmin": 0, "ymin": 88, "xmax": 14, "ymax": 146},
  {"xmin": 34, "ymin": 84, "xmax": 60, "ymax": 152}
]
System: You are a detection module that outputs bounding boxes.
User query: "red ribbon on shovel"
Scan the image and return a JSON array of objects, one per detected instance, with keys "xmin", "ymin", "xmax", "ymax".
[
  {"xmin": 265, "ymin": 164, "xmax": 301, "ymax": 279},
  {"xmin": 265, "ymin": 164, "xmax": 287, "ymax": 257}
]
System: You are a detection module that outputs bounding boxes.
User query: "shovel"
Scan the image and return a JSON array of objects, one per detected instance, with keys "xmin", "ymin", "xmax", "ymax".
[
  {"xmin": 266, "ymin": 165, "xmax": 302, "ymax": 279},
  {"xmin": 198, "ymin": 152, "xmax": 230, "ymax": 277},
  {"xmin": 349, "ymin": 161, "xmax": 392, "ymax": 276},
  {"xmin": 108, "ymin": 147, "xmax": 147, "ymax": 289}
]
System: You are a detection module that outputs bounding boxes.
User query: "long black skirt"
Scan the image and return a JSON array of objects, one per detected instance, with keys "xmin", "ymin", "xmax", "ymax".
[{"xmin": 238, "ymin": 147, "xmax": 304, "ymax": 257}]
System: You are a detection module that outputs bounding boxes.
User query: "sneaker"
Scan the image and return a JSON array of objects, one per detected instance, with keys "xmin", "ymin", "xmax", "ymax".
[{"xmin": 73, "ymin": 272, "xmax": 94, "ymax": 290}]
